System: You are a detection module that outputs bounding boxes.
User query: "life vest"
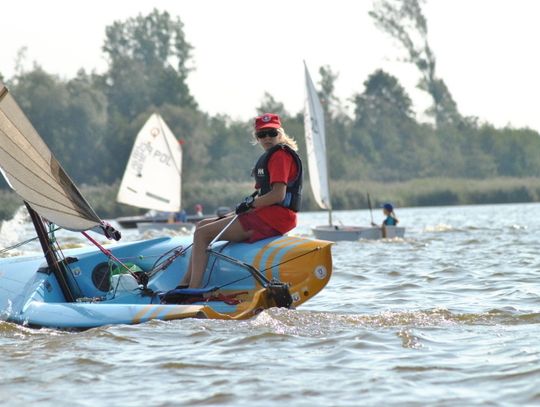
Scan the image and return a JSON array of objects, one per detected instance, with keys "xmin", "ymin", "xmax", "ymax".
[
  {"xmin": 383, "ymin": 216, "xmax": 398, "ymax": 226},
  {"xmin": 252, "ymin": 144, "xmax": 303, "ymax": 212}
]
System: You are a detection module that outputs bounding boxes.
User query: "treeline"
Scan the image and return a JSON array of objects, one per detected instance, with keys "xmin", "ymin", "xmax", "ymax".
[{"xmin": 1, "ymin": 6, "xmax": 540, "ymax": 215}]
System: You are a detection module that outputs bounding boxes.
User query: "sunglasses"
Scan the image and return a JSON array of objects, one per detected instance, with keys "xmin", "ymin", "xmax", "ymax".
[{"xmin": 256, "ymin": 129, "xmax": 279, "ymax": 139}]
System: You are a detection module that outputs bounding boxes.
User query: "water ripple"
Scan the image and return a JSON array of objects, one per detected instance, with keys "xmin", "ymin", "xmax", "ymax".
[{"xmin": 2, "ymin": 205, "xmax": 540, "ymax": 406}]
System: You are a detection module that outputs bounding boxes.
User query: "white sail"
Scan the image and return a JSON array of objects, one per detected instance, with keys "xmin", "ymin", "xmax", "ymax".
[
  {"xmin": 117, "ymin": 113, "xmax": 182, "ymax": 213},
  {"xmin": 0, "ymin": 81, "xmax": 102, "ymax": 231},
  {"xmin": 304, "ymin": 63, "xmax": 331, "ymax": 210}
]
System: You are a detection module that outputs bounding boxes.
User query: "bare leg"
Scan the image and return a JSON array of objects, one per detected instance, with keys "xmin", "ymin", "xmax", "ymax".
[
  {"xmin": 178, "ymin": 217, "xmax": 223, "ymax": 286},
  {"xmin": 188, "ymin": 215, "xmax": 252, "ymax": 288},
  {"xmin": 177, "ymin": 255, "xmax": 194, "ymax": 287}
]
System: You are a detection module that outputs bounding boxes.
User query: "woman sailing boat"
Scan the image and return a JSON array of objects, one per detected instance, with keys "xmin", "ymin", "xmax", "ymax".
[{"xmin": 179, "ymin": 113, "xmax": 303, "ymax": 288}]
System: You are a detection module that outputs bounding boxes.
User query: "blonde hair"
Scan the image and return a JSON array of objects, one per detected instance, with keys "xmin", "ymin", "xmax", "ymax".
[{"xmin": 252, "ymin": 127, "xmax": 298, "ymax": 151}]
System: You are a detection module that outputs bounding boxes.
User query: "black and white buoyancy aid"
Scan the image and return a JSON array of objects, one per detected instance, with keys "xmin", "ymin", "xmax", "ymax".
[{"xmin": 252, "ymin": 144, "xmax": 303, "ymax": 212}]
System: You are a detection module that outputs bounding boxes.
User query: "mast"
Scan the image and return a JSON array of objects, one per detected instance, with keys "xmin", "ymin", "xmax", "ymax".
[{"xmin": 25, "ymin": 202, "xmax": 76, "ymax": 302}]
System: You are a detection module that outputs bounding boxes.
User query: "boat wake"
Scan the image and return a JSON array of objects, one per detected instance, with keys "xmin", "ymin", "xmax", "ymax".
[
  {"xmin": 423, "ymin": 223, "xmax": 455, "ymax": 233},
  {"xmin": 423, "ymin": 224, "xmax": 497, "ymax": 233},
  {"xmin": 359, "ymin": 236, "xmax": 410, "ymax": 244},
  {"xmin": 139, "ymin": 227, "xmax": 193, "ymax": 239},
  {"xmin": 0, "ymin": 206, "xmax": 34, "ymax": 257},
  {"xmin": 1, "ymin": 306, "xmax": 538, "ymax": 355},
  {"xmin": 245, "ymin": 307, "xmax": 540, "ymax": 337},
  {"xmin": 0, "ymin": 320, "xmax": 64, "ymax": 339}
]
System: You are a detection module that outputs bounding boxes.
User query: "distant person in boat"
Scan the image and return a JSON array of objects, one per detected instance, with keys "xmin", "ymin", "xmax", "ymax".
[
  {"xmin": 194, "ymin": 204, "xmax": 203, "ymax": 217},
  {"xmin": 372, "ymin": 203, "xmax": 399, "ymax": 227},
  {"xmin": 167, "ymin": 209, "xmax": 187, "ymax": 224},
  {"xmin": 179, "ymin": 113, "xmax": 303, "ymax": 288}
]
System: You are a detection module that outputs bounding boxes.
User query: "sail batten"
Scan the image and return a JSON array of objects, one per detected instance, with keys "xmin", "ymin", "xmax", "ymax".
[
  {"xmin": 303, "ymin": 63, "xmax": 331, "ymax": 210},
  {"xmin": 0, "ymin": 128, "xmax": 96, "ymax": 218},
  {"xmin": 6, "ymin": 175, "xmax": 97, "ymax": 219},
  {"xmin": 0, "ymin": 81, "xmax": 102, "ymax": 231},
  {"xmin": 1, "ymin": 113, "xmax": 54, "ymax": 162},
  {"xmin": 117, "ymin": 113, "xmax": 182, "ymax": 213},
  {"xmin": 0, "ymin": 113, "xmax": 59, "ymax": 178}
]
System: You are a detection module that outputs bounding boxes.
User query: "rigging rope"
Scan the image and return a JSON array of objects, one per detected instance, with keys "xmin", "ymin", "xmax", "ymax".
[
  {"xmin": 0, "ymin": 227, "xmax": 60, "ymax": 256},
  {"xmin": 81, "ymin": 231, "xmax": 137, "ymax": 277},
  {"xmin": 48, "ymin": 223, "xmax": 84, "ymax": 296},
  {"xmin": 147, "ymin": 243, "xmax": 191, "ymax": 279}
]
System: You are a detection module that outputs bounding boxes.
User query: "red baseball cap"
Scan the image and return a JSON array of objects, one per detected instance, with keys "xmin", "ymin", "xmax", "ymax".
[{"xmin": 255, "ymin": 113, "xmax": 281, "ymax": 131}]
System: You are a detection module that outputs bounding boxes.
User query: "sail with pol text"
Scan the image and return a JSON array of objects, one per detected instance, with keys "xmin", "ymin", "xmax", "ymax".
[
  {"xmin": 0, "ymin": 81, "xmax": 103, "ymax": 231},
  {"xmin": 117, "ymin": 113, "xmax": 182, "ymax": 213},
  {"xmin": 304, "ymin": 62, "xmax": 331, "ymax": 211}
]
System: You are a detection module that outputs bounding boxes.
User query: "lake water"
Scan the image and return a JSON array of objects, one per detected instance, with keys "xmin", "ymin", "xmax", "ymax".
[{"xmin": 1, "ymin": 203, "xmax": 539, "ymax": 406}]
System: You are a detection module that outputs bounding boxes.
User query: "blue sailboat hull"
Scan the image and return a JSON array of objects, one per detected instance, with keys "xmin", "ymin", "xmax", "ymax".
[{"xmin": 0, "ymin": 235, "xmax": 332, "ymax": 328}]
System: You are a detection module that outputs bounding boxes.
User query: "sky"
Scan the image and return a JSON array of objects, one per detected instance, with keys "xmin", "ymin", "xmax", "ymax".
[{"xmin": 1, "ymin": 0, "xmax": 539, "ymax": 131}]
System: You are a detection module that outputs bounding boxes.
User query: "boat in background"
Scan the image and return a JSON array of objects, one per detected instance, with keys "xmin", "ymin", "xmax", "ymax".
[
  {"xmin": 303, "ymin": 63, "xmax": 405, "ymax": 241},
  {"xmin": 116, "ymin": 206, "xmax": 231, "ymax": 230},
  {"xmin": 116, "ymin": 211, "xmax": 197, "ymax": 229},
  {"xmin": 0, "ymin": 80, "xmax": 333, "ymax": 329},
  {"xmin": 115, "ymin": 113, "xmax": 194, "ymax": 233},
  {"xmin": 311, "ymin": 225, "xmax": 404, "ymax": 241}
]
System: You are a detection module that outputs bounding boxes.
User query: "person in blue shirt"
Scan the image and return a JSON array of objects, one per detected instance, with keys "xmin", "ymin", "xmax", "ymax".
[
  {"xmin": 372, "ymin": 203, "xmax": 399, "ymax": 227},
  {"xmin": 175, "ymin": 209, "xmax": 188, "ymax": 223},
  {"xmin": 167, "ymin": 209, "xmax": 187, "ymax": 224},
  {"xmin": 382, "ymin": 203, "xmax": 398, "ymax": 226}
]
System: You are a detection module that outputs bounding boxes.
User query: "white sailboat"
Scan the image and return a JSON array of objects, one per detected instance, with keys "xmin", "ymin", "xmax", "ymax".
[
  {"xmin": 116, "ymin": 113, "xmax": 193, "ymax": 233},
  {"xmin": 303, "ymin": 63, "xmax": 405, "ymax": 241}
]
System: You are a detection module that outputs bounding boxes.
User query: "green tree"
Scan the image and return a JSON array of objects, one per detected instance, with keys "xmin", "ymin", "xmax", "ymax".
[
  {"xmin": 206, "ymin": 116, "xmax": 256, "ymax": 182},
  {"xmin": 370, "ymin": 0, "xmax": 461, "ymax": 126},
  {"xmin": 350, "ymin": 70, "xmax": 438, "ymax": 180},
  {"xmin": 353, "ymin": 69, "xmax": 413, "ymax": 128},
  {"xmin": 102, "ymin": 8, "xmax": 196, "ymax": 120},
  {"xmin": 318, "ymin": 65, "xmax": 340, "ymax": 116},
  {"xmin": 100, "ymin": 9, "xmax": 199, "ymax": 182},
  {"xmin": 256, "ymin": 92, "xmax": 288, "ymax": 117},
  {"xmin": 9, "ymin": 67, "xmax": 108, "ymax": 184}
]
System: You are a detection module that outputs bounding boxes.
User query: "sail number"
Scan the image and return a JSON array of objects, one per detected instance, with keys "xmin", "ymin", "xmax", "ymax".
[{"xmin": 130, "ymin": 141, "xmax": 174, "ymax": 175}]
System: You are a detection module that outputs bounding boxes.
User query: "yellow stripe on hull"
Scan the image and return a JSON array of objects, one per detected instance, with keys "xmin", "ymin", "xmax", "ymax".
[
  {"xmin": 202, "ymin": 238, "xmax": 333, "ymax": 319},
  {"xmin": 127, "ymin": 238, "xmax": 332, "ymax": 324}
]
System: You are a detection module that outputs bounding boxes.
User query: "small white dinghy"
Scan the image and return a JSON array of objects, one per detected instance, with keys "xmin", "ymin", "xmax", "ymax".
[
  {"xmin": 116, "ymin": 113, "xmax": 193, "ymax": 234},
  {"xmin": 303, "ymin": 63, "xmax": 405, "ymax": 241}
]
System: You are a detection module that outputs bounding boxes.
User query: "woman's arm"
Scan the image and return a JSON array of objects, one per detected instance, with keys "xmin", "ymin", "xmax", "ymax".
[{"xmin": 252, "ymin": 183, "xmax": 286, "ymax": 209}]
